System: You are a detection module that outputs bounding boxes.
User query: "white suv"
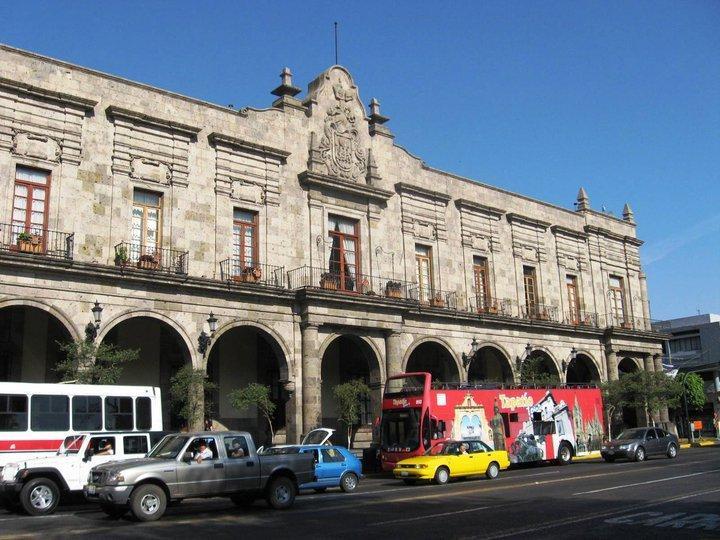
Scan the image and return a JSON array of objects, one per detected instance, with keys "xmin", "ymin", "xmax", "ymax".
[{"xmin": 1, "ymin": 432, "xmax": 163, "ymax": 515}]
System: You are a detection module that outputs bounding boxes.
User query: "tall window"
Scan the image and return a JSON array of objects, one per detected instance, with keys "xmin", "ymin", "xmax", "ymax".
[
  {"xmin": 233, "ymin": 209, "xmax": 258, "ymax": 270},
  {"xmin": 415, "ymin": 244, "xmax": 433, "ymax": 303},
  {"xmin": 473, "ymin": 256, "xmax": 491, "ymax": 311},
  {"xmin": 523, "ymin": 266, "xmax": 538, "ymax": 316},
  {"xmin": 566, "ymin": 275, "xmax": 580, "ymax": 323},
  {"xmin": 12, "ymin": 167, "xmax": 50, "ymax": 242},
  {"xmin": 328, "ymin": 215, "xmax": 359, "ymax": 292},
  {"xmin": 131, "ymin": 189, "xmax": 161, "ymax": 257},
  {"xmin": 608, "ymin": 275, "xmax": 626, "ymax": 326}
]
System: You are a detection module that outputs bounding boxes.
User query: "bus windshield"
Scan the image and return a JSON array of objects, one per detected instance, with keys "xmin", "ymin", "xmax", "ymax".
[
  {"xmin": 147, "ymin": 435, "xmax": 189, "ymax": 459},
  {"xmin": 384, "ymin": 375, "xmax": 426, "ymax": 398},
  {"xmin": 381, "ymin": 409, "xmax": 421, "ymax": 451}
]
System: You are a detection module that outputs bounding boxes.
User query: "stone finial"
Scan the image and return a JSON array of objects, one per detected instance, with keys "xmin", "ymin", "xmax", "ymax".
[
  {"xmin": 366, "ymin": 148, "xmax": 383, "ymax": 185},
  {"xmin": 622, "ymin": 203, "xmax": 635, "ymax": 224},
  {"xmin": 271, "ymin": 67, "xmax": 301, "ymax": 97},
  {"xmin": 576, "ymin": 187, "xmax": 590, "ymax": 212},
  {"xmin": 368, "ymin": 97, "xmax": 389, "ymax": 125}
]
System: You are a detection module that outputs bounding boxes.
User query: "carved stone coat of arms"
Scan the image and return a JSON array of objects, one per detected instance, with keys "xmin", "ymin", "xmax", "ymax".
[{"xmin": 319, "ymin": 104, "xmax": 367, "ymax": 182}]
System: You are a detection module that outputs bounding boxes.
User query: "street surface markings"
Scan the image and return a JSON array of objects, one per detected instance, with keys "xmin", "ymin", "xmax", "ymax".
[
  {"xmin": 480, "ymin": 487, "xmax": 720, "ymax": 540},
  {"xmin": 573, "ymin": 467, "xmax": 720, "ymax": 495},
  {"xmin": 605, "ymin": 511, "xmax": 720, "ymax": 531}
]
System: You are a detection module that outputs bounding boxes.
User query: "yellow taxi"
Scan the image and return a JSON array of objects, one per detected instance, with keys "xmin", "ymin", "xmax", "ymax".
[{"xmin": 393, "ymin": 439, "xmax": 510, "ymax": 485}]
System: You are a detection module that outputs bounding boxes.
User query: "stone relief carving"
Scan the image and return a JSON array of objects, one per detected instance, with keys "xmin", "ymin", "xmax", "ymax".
[
  {"xmin": 319, "ymin": 100, "xmax": 367, "ymax": 182},
  {"xmin": 12, "ymin": 132, "xmax": 61, "ymax": 162},
  {"xmin": 129, "ymin": 157, "xmax": 171, "ymax": 185},
  {"xmin": 332, "ymin": 83, "xmax": 354, "ymax": 102},
  {"xmin": 413, "ymin": 220, "xmax": 436, "ymax": 240},
  {"xmin": 231, "ymin": 179, "xmax": 265, "ymax": 204},
  {"xmin": 471, "ymin": 235, "xmax": 490, "ymax": 252}
]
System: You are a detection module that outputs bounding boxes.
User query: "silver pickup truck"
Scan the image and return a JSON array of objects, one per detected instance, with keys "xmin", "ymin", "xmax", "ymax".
[{"xmin": 84, "ymin": 431, "xmax": 315, "ymax": 521}]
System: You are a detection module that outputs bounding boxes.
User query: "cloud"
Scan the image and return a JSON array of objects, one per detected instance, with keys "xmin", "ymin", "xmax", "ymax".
[{"xmin": 643, "ymin": 213, "xmax": 720, "ymax": 265}]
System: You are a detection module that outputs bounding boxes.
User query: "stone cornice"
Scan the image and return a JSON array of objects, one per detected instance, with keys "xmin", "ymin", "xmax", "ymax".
[
  {"xmin": 299, "ymin": 170, "xmax": 394, "ymax": 203},
  {"xmin": 454, "ymin": 199, "xmax": 505, "ymax": 219},
  {"xmin": 584, "ymin": 225, "xmax": 644, "ymax": 246},
  {"xmin": 106, "ymin": 106, "xmax": 201, "ymax": 136},
  {"xmin": 0, "ymin": 76, "xmax": 97, "ymax": 111},
  {"xmin": 208, "ymin": 132, "xmax": 290, "ymax": 162},
  {"xmin": 394, "ymin": 182, "xmax": 451, "ymax": 204},
  {"xmin": 506, "ymin": 212, "xmax": 551, "ymax": 230},
  {"xmin": 550, "ymin": 225, "xmax": 588, "ymax": 240}
]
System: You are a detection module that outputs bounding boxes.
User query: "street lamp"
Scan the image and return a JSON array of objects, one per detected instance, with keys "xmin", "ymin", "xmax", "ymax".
[
  {"xmin": 516, "ymin": 343, "xmax": 533, "ymax": 372},
  {"xmin": 198, "ymin": 312, "xmax": 218, "ymax": 357},
  {"xmin": 85, "ymin": 300, "xmax": 103, "ymax": 342},
  {"xmin": 561, "ymin": 347, "xmax": 578, "ymax": 373},
  {"xmin": 461, "ymin": 337, "xmax": 481, "ymax": 370}
]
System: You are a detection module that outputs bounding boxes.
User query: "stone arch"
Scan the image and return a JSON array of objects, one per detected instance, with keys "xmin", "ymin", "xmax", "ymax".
[
  {"xmin": 97, "ymin": 309, "xmax": 196, "ymax": 367},
  {"xmin": 467, "ymin": 342, "xmax": 514, "ymax": 384},
  {"xmin": 0, "ymin": 297, "xmax": 81, "ymax": 342},
  {"xmin": 566, "ymin": 351, "xmax": 601, "ymax": 384},
  {"xmin": 618, "ymin": 356, "xmax": 640, "ymax": 374},
  {"xmin": 403, "ymin": 337, "xmax": 461, "ymax": 383},
  {"xmin": 520, "ymin": 347, "xmax": 561, "ymax": 385},
  {"xmin": 318, "ymin": 332, "xmax": 385, "ymax": 381}
]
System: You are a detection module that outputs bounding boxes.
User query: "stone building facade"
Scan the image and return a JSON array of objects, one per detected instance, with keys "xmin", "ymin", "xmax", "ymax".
[{"xmin": 0, "ymin": 45, "xmax": 666, "ymax": 444}]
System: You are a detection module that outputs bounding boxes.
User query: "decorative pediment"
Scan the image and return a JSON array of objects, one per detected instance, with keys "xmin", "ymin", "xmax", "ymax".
[
  {"xmin": 551, "ymin": 225, "xmax": 588, "ymax": 272},
  {"xmin": 507, "ymin": 213, "xmax": 549, "ymax": 262},
  {"xmin": 396, "ymin": 183, "xmax": 450, "ymax": 242},
  {"xmin": 455, "ymin": 199, "xmax": 504, "ymax": 254}
]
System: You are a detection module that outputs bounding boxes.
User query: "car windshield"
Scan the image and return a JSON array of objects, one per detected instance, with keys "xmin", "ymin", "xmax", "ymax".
[
  {"xmin": 424, "ymin": 441, "xmax": 464, "ymax": 456},
  {"xmin": 616, "ymin": 429, "xmax": 646, "ymax": 440},
  {"xmin": 147, "ymin": 435, "xmax": 189, "ymax": 459},
  {"xmin": 61, "ymin": 435, "xmax": 85, "ymax": 454},
  {"xmin": 381, "ymin": 409, "xmax": 421, "ymax": 451},
  {"xmin": 303, "ymin": 430, "xmax": 331, "ymax": 445}
]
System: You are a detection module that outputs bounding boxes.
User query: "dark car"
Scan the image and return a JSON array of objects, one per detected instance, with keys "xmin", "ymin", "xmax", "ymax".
[{"xmin": 601, "ymin": 427, "xmax": 679, "ymax": 463}]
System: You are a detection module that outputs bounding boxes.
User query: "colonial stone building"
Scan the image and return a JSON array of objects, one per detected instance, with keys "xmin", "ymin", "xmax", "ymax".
[{"xmin": 0, "ymin": 45, "xmax": 666, "ymax": 444}]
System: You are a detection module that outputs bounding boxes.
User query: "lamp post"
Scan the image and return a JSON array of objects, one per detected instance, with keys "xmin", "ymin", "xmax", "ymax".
[
  {"xmin": 515, "ymin": 343, "xmax": 533, "ymax": 373},
  {"xmin": 461, "ymin": 337, "xmax": 481, "ymax": 370},
  {"xmin": 198, "ymin": 312, "xmax": 218, "ymax": 357},
  {"xmin": 561, "ymin": 347, "xmax": 579, "ymax": 375},
  {"xmin": 85, "ymin": 300, "xmax": 103, "ymax": 342}
]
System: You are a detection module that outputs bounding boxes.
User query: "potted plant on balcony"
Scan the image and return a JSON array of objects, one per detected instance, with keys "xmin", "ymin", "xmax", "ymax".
[
  {"xmin": 137, "ymin": 253, "xmax": 160, "ymax": 270},
  {"xmin": 233, "ymin": 266, "xmax": 262, "ymax": 283},
  {"xmin": 17, "ymin": 231, "xmax": 42, "ymax": 254},
  {"xmin": 114, "ymin": 245, "xmax": 129, "ymax": 267},
  {"xmin": 385, "ymin": 280, "xmax": 402, "ymax": 299},
  {"xmin": 430, "ymin": 292, "xmax": 445, "ymax": 308},
  {"xmin": 320, "ymin": 272, "xmax": 338, "ymax": 290}
]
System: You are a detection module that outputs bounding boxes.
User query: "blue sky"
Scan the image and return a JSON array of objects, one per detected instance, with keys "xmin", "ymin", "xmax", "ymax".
[{"xmin": 2, "ymin": 0, "xmax": 718, "ymax": 320}]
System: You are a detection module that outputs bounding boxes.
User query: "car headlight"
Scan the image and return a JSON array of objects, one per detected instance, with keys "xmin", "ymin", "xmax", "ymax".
[
  {"xmin": 619, "ymin": 444, "xmax": 631, "ymax": 450},
  {"xmin": 414, "ymin": 464, "xmax": 428, "ymax": 469},
  {"xmin": 105, "ymin": 472, "xmax": 125, "ymax": 485}
]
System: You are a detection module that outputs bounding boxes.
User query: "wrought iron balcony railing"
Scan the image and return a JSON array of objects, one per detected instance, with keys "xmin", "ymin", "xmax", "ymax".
[
  {"xmin": 114, "ymin": 242, "xmax": 188, "ymax": 275},
  {"xmin": 219, "ymin": 259, "xmax": 285, "ymax": 288},
  {"xmin": 468, "ymin": 296, "xmax": 514, "ymax": 317},
  {"xmin": 601, "ymin": 314, "xmax": 655, "ymax": 332},
  {"xmin": 408, "ymin": 286, "xmax": 458, "ymax": 310},
  {"xmin": 561, "ymin": 309, "xmax": 599, "ymax": 328},
  {"xmin": 0, "ymin": 222, "xmax": 74, "ymax": 259},
  {"xmin": 520, "ymin": 302, "xmax": 559, "ymax": 322}
]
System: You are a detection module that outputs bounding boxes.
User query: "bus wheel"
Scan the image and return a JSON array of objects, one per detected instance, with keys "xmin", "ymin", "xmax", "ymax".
[
  {"xmin": 20, "ymin": 477, "xmax": 60, "ymax": 516},
  {"xmin": 485, "ymin": 462, "xmax": 500, "ymax": 480},
  {"xmin": 434, "ymin": 467, "xmax": 450, "ymax": 485},
  {"xmin": 555, "ymin": 443, "xmax": 573, "ymax": 466}
]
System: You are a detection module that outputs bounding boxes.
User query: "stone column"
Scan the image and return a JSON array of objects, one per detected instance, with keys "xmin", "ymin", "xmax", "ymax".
[
  {"xmin": 642, "ymin": 355, "xmax": 659, "ymax": 424},
  {"xmin": 301, "ymin": 323, "xmax": 321, "ymax": 435},
  {"xmin": 655, "ymin": 354, "xmax": 670, "ymax": 423},
  {"xmin": 605, "ymin": 348, "xmax": 618, "ymax": 381},
  {"xmin": 385, "ymin": 331, "xmax": 403, "ymax": 378}
]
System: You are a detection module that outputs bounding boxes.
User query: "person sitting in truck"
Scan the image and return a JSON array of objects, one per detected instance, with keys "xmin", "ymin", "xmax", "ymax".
[
  {"xmin": 230, "ymin": 439, "xmax": 245, "ymax": 458},
  {"xmin": 195, "ymin": 440, "xmax": 213, "ymax": 463},
  {"xmin": 96, "ymin": 439, "xmax": 114, "ymax": 455}
]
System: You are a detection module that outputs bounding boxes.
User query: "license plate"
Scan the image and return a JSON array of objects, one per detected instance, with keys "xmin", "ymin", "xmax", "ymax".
[
  {"xmin": 608, "ymin": 450, "xmax": 614, "ymax": 455},
  {"xmin": 87, "ymin": 485, "xmax": 96, "ymax": 495},
  {"xmin": 400, "ymin": 471, "xmax": 409, "ymax": 477}
]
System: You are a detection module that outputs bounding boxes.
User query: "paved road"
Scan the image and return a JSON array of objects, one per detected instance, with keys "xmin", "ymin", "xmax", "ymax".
[{"xmin": 2, "ymin": 447, "xmax": 719, "ymax": 539}]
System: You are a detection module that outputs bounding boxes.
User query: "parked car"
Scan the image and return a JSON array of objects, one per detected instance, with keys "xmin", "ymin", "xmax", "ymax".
[
  {"xmin": 601, "ymin": 427, "xmax": 679, "ymax": 462},
  {"xmin": 298, "ymin": 445, "xmax": 362, "ymax": 493},
  {"xmin": 393, "ymin": 439, "xmax": 510, "ymax": 485},
  {"xmin": 84, "ymin": 431, "xmax": 315, "ymax": 521},
  {"xmin": 0, "ymin": 431, "xmax": 166, "ymax": 516},
  {"xmin": 258, "ymin": 428, "xmax": 336, "ymax": 453}
]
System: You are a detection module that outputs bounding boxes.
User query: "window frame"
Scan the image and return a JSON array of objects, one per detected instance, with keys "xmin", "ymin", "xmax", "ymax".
[
  {"xmin": 415, "ymin": 244, "xmax": 434, "ymax": 303},
  {"xmin": 328, "ymin": 215, "xmax": 361, "ymax": 292},
  {"xmin": 30, "ymin": 394, "xmax": 69, "ymax": 432},
  {"xmin": 523, "ymin": 266, "xmax": 538, "ymax": 314},
  {"xmin": 131, "ymin": 188, "xmax": 163, "ymax": 254},
  {"xmin": 104, "ymin": 396, "xmax": 135, "ymax": 431},
  {"xmin": 12, "ymin": 166, "xmax": 51, "ymax": 248},
  {"xmin": 123, "ymin": 435, "xmax": 149, "ymax": 455},
  {"xmin": 0, "ymin": 394, "xmax": 28, "ymax": 432},
  {"xmin": 72, "ymin": 395, "xmax": 102, "ymax": 431},
  {"xmin": 232, "ymin": 209, "xmax": 259, "ymax": 270},
  {"xmin": 566, "ymin": 274, "xmax": 580, "ymax": 323},
  {"xmin": 473, "ymin": 256, "xmax": 491, "ymax": 311},
  {"xmin": 608, "ymin": 275, "xmax": 627, "ymax": 326},
  {"xmin": 135, "ymin": 397, "xmax": 152, "ymax": 431}
]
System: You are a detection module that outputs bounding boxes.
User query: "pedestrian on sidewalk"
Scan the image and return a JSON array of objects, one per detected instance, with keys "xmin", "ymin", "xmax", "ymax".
[{"xmin": 714, "ymin": 411, "xmax": 720, "ymax": 439}]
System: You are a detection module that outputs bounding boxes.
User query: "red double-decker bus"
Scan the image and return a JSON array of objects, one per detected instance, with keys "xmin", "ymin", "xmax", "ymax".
[{"xmin": 380, "ymin": 372, "xmax": 605, "ymax": 472}]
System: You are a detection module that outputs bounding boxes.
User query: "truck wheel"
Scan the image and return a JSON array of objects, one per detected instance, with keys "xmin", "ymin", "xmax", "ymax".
[
  {"xmin": 485, "ymin": 462, "xmax": 500, "ymax": 480},
  {"xmin": 130, "ymin": 484, "xmax": 166, "ymax": 522},
  {"xmin": 20, "ymin": 477, "xmax": 60, "ymax": 516},
  {"xmin": 340, "ymin": 473, "xmax": 358, "ymax": 493},
  {"xmin": 434, "ymin": 467, "xmax": 450, "ymax": 485},
  {"xmin": 100, "ymin": 503, "xmax": 128, "ymax": 519},
  {"xmin": 555, "ymin": 443, "xmax": 573, "ymax": 466},
  {"xmin": 231, "ymin": 494, "xmax": 256, "ymax": 507},
  {"xmin": 266, "ymin": 476, "xmax": 295, "ymax": 510}
]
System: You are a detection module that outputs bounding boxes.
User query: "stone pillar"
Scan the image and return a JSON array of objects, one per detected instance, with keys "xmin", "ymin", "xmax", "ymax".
[
  {"xmin": 301, "ymin": 323, "xmax": 321, "ymax": 435},
  {"xmin": 385, "ymin": 331, "xmax": 403, "ymax": 378},
  {"xmin": 605, "ymin": 348, "xmax": 618, "ymax": 381},
  {"xmin": 642, "ymin": 355, "xmax": 659, "ymax": 424},
  {"xmin": 655, "ymin": 354, "xmax": 670, "ymax": 423}
]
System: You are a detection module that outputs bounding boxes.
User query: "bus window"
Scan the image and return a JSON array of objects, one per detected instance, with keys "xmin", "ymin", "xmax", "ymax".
[
  {"xmin": 72, "ymin": 396, "xmax": 102, "ymax": 431},
  {"xmin": 422, "ymin": 412, "xmax": 431, "ymax": 449},
  {"xmin": 105, "ymin": 396, "xmax": 134, "ymax": 430},
  {"xmin": 136, "ymin": 397, "xmax": 151, "ymax": 430},
  {"xmin": 0, "ymin": 394, "xmax": 28, "ymax": 431},
  {"xmin": 31, "ymin": 395, "xmax": 69, "ymax": 431}
]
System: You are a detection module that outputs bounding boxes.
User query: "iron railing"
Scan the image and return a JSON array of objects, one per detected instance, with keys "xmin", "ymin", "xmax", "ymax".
[
  {"xmin": 561, "ymin": 309, "xmax": 599, "ymax": 328},
  {"xmin": 468, "ymin": 296, "xmax": 514, "ymax": 317},
  {"xmin": 601, "ymin": 314, "xmax": 655, "ymax": 332},
  {"xmin": 520, "ymin": 302, "xmax": 559, "ymax": 322},
  {"xmin": 219, "ymin": 259, "xmax": 285, "ymax": 288},
  {"xmin": 114, "ymin": 242, "xmax": 188, "ymax": 275},
  {"xmin": 0, "ymin": 222, "xmax": 74, "ymax": 259},
  {"xmin": 408, "ymin": 286, "xmax": 458, "ymax": 310},
  {"xmin": 287, "ymin": 266, "xmax": 418, "ymax": 300}
]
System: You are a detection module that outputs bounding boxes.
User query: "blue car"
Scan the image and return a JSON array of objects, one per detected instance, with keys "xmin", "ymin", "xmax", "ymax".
[{"xmin": 297, "ymin": 445, "xmax": 363, "ymax": 493}]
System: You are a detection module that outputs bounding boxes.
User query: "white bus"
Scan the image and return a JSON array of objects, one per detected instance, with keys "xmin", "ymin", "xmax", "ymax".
[{"xmin": 0, "ymin": 382, "xmax": 162, "ymax": 466}]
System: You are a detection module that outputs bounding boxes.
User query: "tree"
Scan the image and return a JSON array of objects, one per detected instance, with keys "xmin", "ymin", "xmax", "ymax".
[
  {"xmin": 169, "ymin": 364, "xmax": 215, "ymax": 431},
  {"xmin": 333, "ymin": 379, "xmax": 371, "ymax": 448},
  {"xmin": 676, "ymin": 372, "xmax": 706, "ymax": 411},
  {"xmin": 519, "ymin": 357, "xmax": 560, "ymax": 386},
  {"xmin": 601, "ymin": 377, "xmax": 627, "ymax": 439},
  {"xmin": 55, "ymin": 340, "xmax": 138, "ymax": 384},
  {"xmin": 229, "ymin": 383, "xmax": 276, "ymax": 442}
]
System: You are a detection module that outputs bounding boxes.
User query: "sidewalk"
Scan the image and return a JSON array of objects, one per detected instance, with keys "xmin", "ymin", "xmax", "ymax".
[{"xmin": 679, "ymin": 438, "xmax": 720, "ymax": 449}]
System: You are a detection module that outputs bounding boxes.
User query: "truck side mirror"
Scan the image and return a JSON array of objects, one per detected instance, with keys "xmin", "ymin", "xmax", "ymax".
[
  {"xmin": 83, "ymin": 448, "xmax": 93, "ymax": 462},
  {"xmin": 182, "ymin": 451, "xmax": 193, "ymax": 463}
]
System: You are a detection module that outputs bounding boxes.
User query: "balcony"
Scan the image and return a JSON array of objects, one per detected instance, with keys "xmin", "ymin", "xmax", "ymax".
[
  {"xmin": 409, "ymin": 286, "xmax": 458, "ymax": 310},
  {"xmin": 114, "ymin": 242, "xmax": 188, "ymax": 275},
  {"xmin": 0, "ymin": 222, "xmax": 74, "ymax": 260},
  {"xmin": 603, "ymin": 314, "xmax": 655, "ymax": 332},
  {"xmin": 520, "ymin": 302, "xmax": 559, "ymax": 323},
  {"xmin": 219, "ymin": 259, "xmax": 285, "ymax": 288},
  {"xmin": 469, "ymin": 296, "xmax": 514, "ymax": 317},
  {"xmin": 561, "ymin": 309, "xmax": 600, "ymax": 328}
]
